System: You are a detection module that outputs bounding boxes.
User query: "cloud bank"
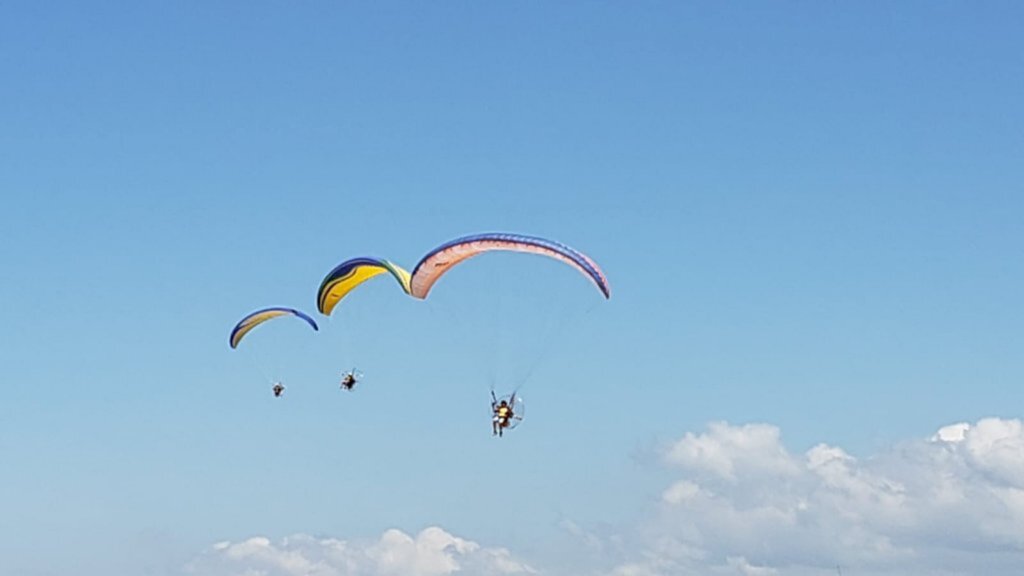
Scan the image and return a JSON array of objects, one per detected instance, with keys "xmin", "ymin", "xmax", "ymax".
[
  {"xmin": 188, "ymin": 418, "xmax": 1024, "ymax": 576},
  {"xmin": 186, "ymin": 526, "xmax": 535, "ymax": 576}
]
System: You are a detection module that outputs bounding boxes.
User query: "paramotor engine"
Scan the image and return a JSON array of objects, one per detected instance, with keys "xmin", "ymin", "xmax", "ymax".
[{"xmin": 492, "ymin": 392, "xmax": 526, "ymax": 431}]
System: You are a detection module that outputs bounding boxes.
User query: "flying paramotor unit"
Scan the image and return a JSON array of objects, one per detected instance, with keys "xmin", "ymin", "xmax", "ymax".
[
  {"xmin": 315, "ymin": 257, "xmax": 412, "ymax": 390},
  {"xmin": 229, "ymin": 307, "xmax": 319, "ymax": 396},
  {"xmin": 410, "ymin": 232, "xmax": 609, "ymax": 435}
]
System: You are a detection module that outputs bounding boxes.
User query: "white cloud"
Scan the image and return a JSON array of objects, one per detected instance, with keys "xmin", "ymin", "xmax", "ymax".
[
  {"xmin": 724, "ymin": 556, "xmax": 777, "ymax": 576},
  {"xmin": 661, "ymin": 480, "xmax": 702, "ymax": 505},
  {"xmin": 597, "ymin": 417, "xmax": 1024, "ymax": 576},
  {"xmin": 958, "ymin": 418, "xmax": 1024, "ymax": 489},
  {"xmin": 186, "ymin": 526, "xmax": 535, "ymax": 576},
  {"xmin": 663, "ymin": 422, "xmax": 800, "ymax": 483}
]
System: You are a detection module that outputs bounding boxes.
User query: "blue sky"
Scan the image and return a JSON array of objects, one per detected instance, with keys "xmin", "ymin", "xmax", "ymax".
[{"xmin": 2, "ymin": 3, "xmax": 1023, "ymax": 575}]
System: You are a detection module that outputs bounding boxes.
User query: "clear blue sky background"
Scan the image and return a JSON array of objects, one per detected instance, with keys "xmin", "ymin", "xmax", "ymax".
[{"xmin": 1, "ymin": 2, "xmax": 1022, "ymax": 575}]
